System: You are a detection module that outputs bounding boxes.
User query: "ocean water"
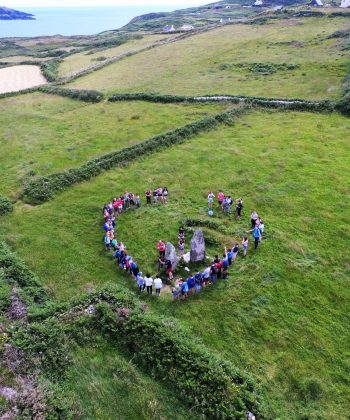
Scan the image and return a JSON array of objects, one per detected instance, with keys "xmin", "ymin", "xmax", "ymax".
[{"xmin": 0, "ymin": 5, "xmax": 185, "ymax": 38}]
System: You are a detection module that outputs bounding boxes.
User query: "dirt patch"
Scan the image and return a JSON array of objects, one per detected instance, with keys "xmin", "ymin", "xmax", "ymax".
[{"xmin": 0, "ymin": 65, "xmax": 47, "ymax": 94}]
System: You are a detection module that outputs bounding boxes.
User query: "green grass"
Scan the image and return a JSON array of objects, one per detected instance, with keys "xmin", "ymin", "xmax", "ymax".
[
  {"xmin": 69, "ymin": 17, "xmax": 350, "ymax": 100},
  {"xmin": 1, "ymin": 110, "xmax": 349, "ymax": 418},
  {"xmin": 65, "ymin": 338, "xmax": 193, "ymax": 420},
  {"xmin": 58, "ymin": 34, "xmax": 171, "ymax": 78},
  {"xmin": 0, "ymin": 92, "xmax": 227, "ymax": 197}
]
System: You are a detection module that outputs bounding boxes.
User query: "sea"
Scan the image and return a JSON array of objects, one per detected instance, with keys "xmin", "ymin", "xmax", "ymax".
[{"xmin": 0, "ymin": 5, "xmax": 188, "ymax": 38}]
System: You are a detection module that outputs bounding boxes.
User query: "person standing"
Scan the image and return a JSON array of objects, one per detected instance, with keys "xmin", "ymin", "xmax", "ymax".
[
  {"xmin": 218, "ymin": 191, "xmax": 225, "ymax": 208},
  {"xmin": 250, "ymin": 211, "xmax": 259, "ymax": 229},
  {"xmin": 136, "ymin": 272, "xmax": 145, "ymax": 292},
  {"xmin": 253, "ymin": 225, "xmax": 261, "ymax": 250},
  {"xmin": 208, "ymin": 191, "xmax": 215, "ymax": 209},
  {"xmin": 242, "ymin": 237, "xmax": 249, "ymax": 257},
  {"xmin": 236, "ymin": 198, "xmax": 243, "ymax": 219},
  {"xmin": 145, "ymin": 190, "xmax": 151, "ymax": 206},
  {"xmin": 157, "ymin": 240, "xmax": 166, "ymax": 258},
  {"xmin": 154, "ymin": 275, "xmax": 163, "ymax": 297},
  {"xmin": 232, "ymin": 242, "xmax": 239, "ymax": 262},
  {"xmin": 162, "ymin": 187, "xmax": 169, "ymax": 204},
  {"xmin": 145, "ymin": 273, "xmax": 153, "ymax": 294}
]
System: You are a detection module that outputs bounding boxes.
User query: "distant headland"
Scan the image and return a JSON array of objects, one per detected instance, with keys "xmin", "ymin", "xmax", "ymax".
[{"xmin": 0, "ymin": 6, "xmax": 35, "ymax": 20}]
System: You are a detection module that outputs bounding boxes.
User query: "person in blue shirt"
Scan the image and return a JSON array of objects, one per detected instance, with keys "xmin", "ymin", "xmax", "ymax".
[
  {"xmin": 222, "ymin": 254, "xmax": 229, "ymax": 279},
  {"xmin": 136, "ymin": 272, "xmax": 145, "ymax": 292},
  {"xmin": 104, "ymin": 234, "xmax": 111, "ymax": 251},
  {"xmin": 181, "ymin": 280, "xmax": 189, "ymax": 298},
  {"xmin": 253, "ymin": 226, "xmax": 262, "ymax": 250},
  {"xmin": 194, "ymin": 272, "xmax": 202, "ymax": 293},
  {"xmin": 187, "ymin": 275, "xmax": 195, "ymax": 294},
  {"xmin": 130, "ymin": 260, "xmax": 139, "ymax": 277},
  {"xmin": 114, "ymin": 248, "xmax": 121, "ymax": 263},
  {"xmin": 226, "ymin": 248, "xmax": 233, "ymax": 266}
]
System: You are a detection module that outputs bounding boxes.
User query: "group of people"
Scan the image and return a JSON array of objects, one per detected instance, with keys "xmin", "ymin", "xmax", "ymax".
[
  {"xmin": 101, "ymin": 188, "xmax": 266, "ymax": 301},
  {"xmin": 146, "ymin": 187, "xmax": 169, "ymax": 205},
  {"xmin": 207, "ymin": 191, "xmax": 243, "ymax": 218}
]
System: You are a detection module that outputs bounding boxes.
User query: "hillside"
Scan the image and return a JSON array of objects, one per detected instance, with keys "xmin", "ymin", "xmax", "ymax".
[
  {"xmin": 0, "ymin": 3, "xmax": 349, "ymax": 420},
  {"xmin": 0, "ymin": 7, "xmax": 34, "ymax": 20}
]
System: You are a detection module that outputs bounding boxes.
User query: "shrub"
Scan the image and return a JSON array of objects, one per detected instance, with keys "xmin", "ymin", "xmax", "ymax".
[
  {"xmin": 0, "ymin": 241, "xmax": 50, "ymax": 309},
  {"xmin": 40, "ymin": 59, "xmax": 61, "ymax": 82},
  {"xmin": 38, "ymin": 86, "xmax": 104, "ymax": 103},
  {"xmin": 94, "ymin": 303, "xmax": 262, "ymax": 419},
  {"xmin": 0, "ymin": 195, "xmax": 13, "ymax": 215}
]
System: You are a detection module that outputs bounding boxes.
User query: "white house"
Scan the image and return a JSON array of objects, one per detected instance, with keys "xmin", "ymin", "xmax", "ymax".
[
  {"xmin": 340, "ymin": 0, "xmax": 350, "ymax": 7},
  {"xmin": 309, "ymin": 0, "xmax": 323, "ymax": 6},
  {"xmin": 180, "ymin": 24, "xmax": 194, "ymax": 31},
  {"xmin": 163, "ymin": 25, "xmax": 175, "ymax": 32},
  {"xmin": 253, "ymin": 0, "xmax": 264, "ymax": 6}
]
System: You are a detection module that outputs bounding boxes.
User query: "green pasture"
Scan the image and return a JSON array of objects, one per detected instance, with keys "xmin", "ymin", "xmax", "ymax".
[
  {"xmin": 1, "ymin": 110, "xmax": 349, "ymax": 418},
  {"xmin": 65, "ymin": 338, "xmax": 192, "ymax": 420},
  {"xmin": 69, "ymin": 17, "xmax": 350, "ymax": 99},
  {"xmin": 58, "ymin": 34, "xmax": 171, "ymax": 78},
  {"xmin": 0, "ymin": 93, "xmax": 227, "ymax": 197}
]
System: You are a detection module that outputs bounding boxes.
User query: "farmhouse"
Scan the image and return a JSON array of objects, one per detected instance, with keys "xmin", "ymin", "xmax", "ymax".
[
  {"xmin": 180, "ymin": 24, "xmax": 194, "ymax": 31},
  {"xmin": 253, "ymin": 0, "xmax": 264, "ymax": 6},
  {"xmin": 309, "ymin": 0, "xmax": 323, "ymax": 6},
  {"xmin": 163, "ymin": 24, "xmax": 175, "ymax": 32}
]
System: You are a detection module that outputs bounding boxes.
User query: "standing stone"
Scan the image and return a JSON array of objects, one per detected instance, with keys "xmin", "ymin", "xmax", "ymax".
[
  {"xmin": 165, "ymin": 242, "xmax": 180, "ymax": 269},
  {"xmin": 190, "ymin": 229, "xmax": 206, "ymax": 262}
]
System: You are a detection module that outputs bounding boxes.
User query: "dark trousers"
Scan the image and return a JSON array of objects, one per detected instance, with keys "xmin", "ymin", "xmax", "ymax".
[
  {"xmin": 251, "ymin": 219, "xmax": 256, "ymax": 228},
  {"xmin": 146, "ymin": 285, "xmax": 152, "ymax": 294},
  {"xmin": 254, "ymin": 237, "xmax": 260, "ymax": 249},
  {"xmin": 156, "ymin": 288, "xmax": 161, "ymax": 296},
  {"xmin": 159, "ymin": 250, "xmax": 165, "ymax": 258},
  {"xmin": 228, "ymin": 258, "xmax": 232, "ymax": 266}
]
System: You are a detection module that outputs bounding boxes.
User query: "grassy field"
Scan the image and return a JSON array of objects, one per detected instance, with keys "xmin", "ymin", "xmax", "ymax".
[
  {"xmin": 58, "ymin": 34, "xmax": 172, "ymax": 78},
  {"xmin": 65, "ymin": 338, "xmax": 192, "ymax": 420},
  {"xmin": 69, "ymin": 17, "xmax": 350, "ymax": 99},
  {"xmin": 1, "ymin": 109, "xmax": 349, "ymax": 418},
  {"xmin": 0, "ymin": 93, "xmax": 227, "ymax": 197}
]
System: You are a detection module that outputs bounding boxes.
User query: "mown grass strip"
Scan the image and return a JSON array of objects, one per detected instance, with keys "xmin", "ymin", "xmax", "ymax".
[
  {"xmin": 109, "ymin": 92, "xmax": 336, "ymax": 112},
  {"xmin": 21, "ymin": 107, "xmax": 247, "ymax": 204}
]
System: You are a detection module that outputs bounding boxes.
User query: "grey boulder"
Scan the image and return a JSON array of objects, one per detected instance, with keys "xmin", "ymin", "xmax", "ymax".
[{"xmin": 190, "ymin": 229, "xmax": 206, "ymax": 262}]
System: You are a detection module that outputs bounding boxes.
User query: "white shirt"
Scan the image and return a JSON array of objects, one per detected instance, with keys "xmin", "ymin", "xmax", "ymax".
[
  {"xmin": 145, "ymin": 276, "xmax": 153, "ymax": 287},
  {"xmin": 203, "ymin": 267, "xmax": 211, "ymax": 279},
  {"xmin": 154, "ymin": 277, "xmax": 163, "ymax": 289}
]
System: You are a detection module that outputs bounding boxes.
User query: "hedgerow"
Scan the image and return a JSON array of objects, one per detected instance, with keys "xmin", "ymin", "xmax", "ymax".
[
  {"xmin": 109, "ymin": 92, "xmax": 335, "ymax": 112},
  {"xmin": 21, "ymin": 107, "xmax": 247, "ymax": 204},
  {"xmin": 0, "ymin": 241, "xmax": 50, "ymax": 311},
  {"xmin": 38, "ymin": 86, "xmax": 104, "ymax": 102},
  {"xmin": 40, "ymin": 59, "xmax": 61, "ymax": 82},
  {"xmin": 335, "ymin": 64, "xmax": 350, "ymax": 117},
  {"xmin": 93, "ymin": 302, "xmax": 262, "ymax": 419},
  {"xmin": 0, "ymin": 195, "xmax": 13, "ymax": 215}
]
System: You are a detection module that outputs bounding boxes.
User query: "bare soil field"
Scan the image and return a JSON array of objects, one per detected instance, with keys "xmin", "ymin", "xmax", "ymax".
[{"xmin": 0, "ymin": 65, "xmax": 47, "ymax": 94}]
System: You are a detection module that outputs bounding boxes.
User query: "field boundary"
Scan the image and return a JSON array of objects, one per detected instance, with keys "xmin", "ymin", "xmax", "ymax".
[
  {"xmin": 108, "ymin": 92, "xmax": 336, "ymax": 112},
  {"xmin": 21, "ymin": 107, "xmax": 247, "ymax": 204}
]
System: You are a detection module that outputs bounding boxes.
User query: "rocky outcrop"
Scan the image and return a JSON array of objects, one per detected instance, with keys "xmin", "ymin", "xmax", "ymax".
[{"xmin": 165, "ymin": 242, "xmax": 180, "ymax": 269}]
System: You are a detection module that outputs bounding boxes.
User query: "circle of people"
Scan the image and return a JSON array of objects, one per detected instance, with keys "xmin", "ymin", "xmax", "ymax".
[{"xmin": 102, "ymin": 189, "xmax": 265, "ymax": 300}]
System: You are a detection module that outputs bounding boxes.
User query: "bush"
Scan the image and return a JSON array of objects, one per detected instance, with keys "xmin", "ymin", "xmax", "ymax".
[
  {"xmin": 0, "ymin": 196, "xmax": 13, "ymax": 215},
  {"xmin": 40, "ymin": 59, "xmax": 61, "ymax": 82},
  {"xmin": 0, "ymin": 241, "xmax": 50, "ymax": 309},
  {"xmin": 21, "ymin": 108, "xmax": 246, "ymax": 204},
  {"xmin": 38, "ymin": 86, "xmax": 104, "ymax": 103},
  {"xmin": 94, "ymin": 303, "xmax": 262, "ymax": 418}
]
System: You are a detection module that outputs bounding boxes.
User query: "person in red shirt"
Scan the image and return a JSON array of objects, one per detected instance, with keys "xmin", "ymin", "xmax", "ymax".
[
  {"xmin": 218, "ymin": 191, "xmax": 225, "ymax": 208},
  {"xmin": 157, "ymin": 240, "xmax": 166, "ymax": 258}
]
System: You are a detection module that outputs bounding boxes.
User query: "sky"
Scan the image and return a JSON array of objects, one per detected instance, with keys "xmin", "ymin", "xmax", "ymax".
[{"xmin": 3, "ymin": 0, "xmax": 208, "ymax": 7}]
